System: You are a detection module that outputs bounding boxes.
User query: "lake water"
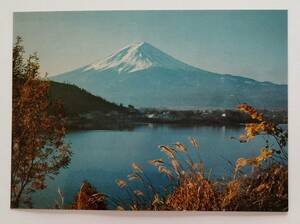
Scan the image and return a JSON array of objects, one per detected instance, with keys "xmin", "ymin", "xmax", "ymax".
[{"xmin": 32, "ymin": 124, "xmax": 283, "ymax": 208}]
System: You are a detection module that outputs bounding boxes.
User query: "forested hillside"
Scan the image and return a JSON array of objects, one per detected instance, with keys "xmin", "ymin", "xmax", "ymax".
[{"xmin": 48, "ymin": 81, "xmax": 130, "ymax": 115}]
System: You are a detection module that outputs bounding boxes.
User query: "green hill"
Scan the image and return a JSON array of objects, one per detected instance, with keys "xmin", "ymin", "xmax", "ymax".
[{"xmin": 48, "ymin": 81, "xmax": 129, "ymax": 115}]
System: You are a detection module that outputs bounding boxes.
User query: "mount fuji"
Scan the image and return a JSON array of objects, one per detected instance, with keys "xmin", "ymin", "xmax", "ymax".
[{"xmin": 51, "ymin": 42, "xmax": 287, "ymax": 109}]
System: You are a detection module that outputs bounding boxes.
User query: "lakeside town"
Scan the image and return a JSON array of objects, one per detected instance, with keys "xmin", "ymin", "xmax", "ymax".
[{"xmin": 66, "ymin": 107, "xmax": 288, "ymax": 130}]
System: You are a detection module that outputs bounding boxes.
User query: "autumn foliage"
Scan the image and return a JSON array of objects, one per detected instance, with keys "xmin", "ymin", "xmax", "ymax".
[
  {"xmin": 238, "ymin": 103, "xmax": 288, "ymax": 162},
  {"xmin": 105, "ymin": 103, "xmax": 288, "ymax": 211},
  {"xmin": 11, "ymin": 37, "xmax": 287, "ymax": 211},
  {"xmin": 222, "ymin": 164, "xmax": 288, "ymax": 211},
  {"xmin": 72, "ymin": 181, "xmax": 107, "ymax": 210},
  {"xmin": 11, "ymin": 37, "xmax": 71, "ymax": 208}
]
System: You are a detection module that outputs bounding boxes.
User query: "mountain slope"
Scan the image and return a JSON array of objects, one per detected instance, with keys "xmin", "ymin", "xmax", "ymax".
[
  {"xmin": 48, "ymin": 81, "xmax": 128, "ymax": 115},
  {"xmin": 83, "ymin": 41, "xmax": 199, "ymax": 73},
  {"xmin": 51, "ymin": 42, "xmax": 287, "ymax": 110}
]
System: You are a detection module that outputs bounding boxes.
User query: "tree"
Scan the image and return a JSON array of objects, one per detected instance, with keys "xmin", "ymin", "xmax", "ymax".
[{"xmin": 11, "ymin": 37, "xmax": 71, "ymax": 208}]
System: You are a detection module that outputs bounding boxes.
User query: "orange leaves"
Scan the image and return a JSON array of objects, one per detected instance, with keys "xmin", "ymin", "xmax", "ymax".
[
  {"xmin": 238, "ymin": 103, "xmax": 287, "ymax": 163},
  {"xmin": 254, "ymin": 183, "xmax": 270, "ymax": 192},
  {"xmin": 11, "ymin": 39, "xmax": 71, "ymax": 207},
  {"xmin": 235, "ymin": 158, "xmax": 253, "ymax": 173},
  {"xmin": 234, "ymin": 148, "xmax": 273, "ymax": 177},
  {"xmin": 256, "ymin": 148, "xmax": 273, "ymax": 162},
  {"xmin": 238, "ymin": 103, "xmax": 264, "ymax": 121},
  {"xmin": 238, "ymin": 104, "xmax": 277, "ymax": 143},
  {"xmin": 222, "ymin": 180, "xmax": 241, "ymax": 208},
  {"xmin": 223, "ymin": 164, "xmax": 288, "ymax": 211},
  {"xmin": 240, "ymin": 122, "xmax": 265, "ymax": 141},
  {"xmin": 238, "ymin": 103, "xmax": 264, "ymax": 142},
  {"xmin": 112, "ymin": 103, "xmax": 287, "ymax": 211}
]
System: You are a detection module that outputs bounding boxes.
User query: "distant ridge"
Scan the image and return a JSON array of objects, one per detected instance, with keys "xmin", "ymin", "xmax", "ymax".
[{"xmin": 51, "ymin": 42, "xmax": 287, "ymax": 110}]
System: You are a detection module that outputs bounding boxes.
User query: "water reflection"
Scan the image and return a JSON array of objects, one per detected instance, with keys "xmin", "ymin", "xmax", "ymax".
[{"xmin": 32, "ymin": 124, "xmax": 282, "ymax": 208}]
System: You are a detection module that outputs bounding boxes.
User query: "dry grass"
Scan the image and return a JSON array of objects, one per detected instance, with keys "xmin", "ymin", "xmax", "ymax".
[
  {"xmin": 222, "ymin": 164, "xmax": 288, "ymax": 211},
  {"xmin": 165, "ymin": 173, "xmax": 220, "ymax": 211},
  {"xmin": 72, "ymin": 104, "xmax": 288, "ymax": 211}
]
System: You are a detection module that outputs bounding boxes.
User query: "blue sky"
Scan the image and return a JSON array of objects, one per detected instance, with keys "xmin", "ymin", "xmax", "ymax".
[{"xmin": 13, "ymin": 10, "xmax": 287, "ymax": 84}]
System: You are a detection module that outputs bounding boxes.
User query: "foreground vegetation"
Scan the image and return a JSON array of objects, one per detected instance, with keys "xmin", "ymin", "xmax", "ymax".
[
  {"xmin": 71, "ymin": 104, "xmax": 288, "ymax": 211},
  {"xmin": 11, "ymin": 37, "xmax": 72, "ymax": 208},
  {"xmin": 11, "ymin": 37, "xmax": 287, "ymax": 211}
]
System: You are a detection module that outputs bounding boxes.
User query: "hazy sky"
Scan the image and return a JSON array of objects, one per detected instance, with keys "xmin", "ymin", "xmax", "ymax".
[{"xmin": 13, "ymin": 10, "xmax": 287, "ymax": 84}]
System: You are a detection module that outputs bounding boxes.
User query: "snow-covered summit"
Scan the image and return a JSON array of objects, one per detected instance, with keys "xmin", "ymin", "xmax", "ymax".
[{"xmin": 83, "ymin": 41, "xmax": 198, "ymax": 73}]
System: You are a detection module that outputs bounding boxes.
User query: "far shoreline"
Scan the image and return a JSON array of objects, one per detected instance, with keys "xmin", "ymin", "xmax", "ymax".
[{"xmin": 65, "ymin": 120, "xmax": 288, "ymax": 132}]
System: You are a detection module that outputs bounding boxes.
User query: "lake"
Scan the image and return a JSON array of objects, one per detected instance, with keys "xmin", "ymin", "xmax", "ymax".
[{"xmin": 32, "ymin": 124, "xmax": 283, "ymax": 208}]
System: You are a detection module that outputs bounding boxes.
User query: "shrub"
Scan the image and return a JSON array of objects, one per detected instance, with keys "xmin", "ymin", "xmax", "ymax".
[
  {"xmin": 222, "ymin": 164, "xmax": 288, "ymax": 211},
  {"xmin": 72, "ymin": 181, "xmax": 107, "ymax": 210}
]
